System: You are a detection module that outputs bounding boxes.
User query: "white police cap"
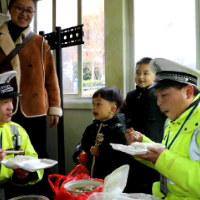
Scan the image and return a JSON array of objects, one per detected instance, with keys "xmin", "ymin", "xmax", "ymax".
[
  {"xmin": 0, "ymin": 70, "xmax": 22, "ymax": 98},
  {"xmin": 149, "ymin": 58, "xmax": 200, "ymax": 88}
]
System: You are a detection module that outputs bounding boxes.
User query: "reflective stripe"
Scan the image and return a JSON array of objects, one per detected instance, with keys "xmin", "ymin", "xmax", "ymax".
[
  {"xmin": 10, "ymin": 125, "xmax": 20, "ymax": 149},
  {"xmin": 167, "ymin": 179, "xmax": 175, "ymax": 185},
  {"xmin": 190, "ymin": 129, "xmax": 200, "ymax": 161}
]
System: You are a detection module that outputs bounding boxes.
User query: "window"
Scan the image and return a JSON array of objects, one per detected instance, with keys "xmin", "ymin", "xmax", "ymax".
[
  {"xmin": 36, "ymin": 0, "xmax": 105, "ymax": 100},
  {"xmin": 37, "ymin": 0, "xmax": 52, "ymax": 34},
  {"xmin": 56, "ymin": 0, "xmax": 78, "ymax": 95},
  {"xmin": 134, "ymin": 0, "xmax": 196, "ymax": 68},
  {"xmin": 56, "ymin": 0, "xmax": 105, "ymax": 97},
  {"xmin": 82, "ymin": 0, "xmax": 105, "ymax": 97}
]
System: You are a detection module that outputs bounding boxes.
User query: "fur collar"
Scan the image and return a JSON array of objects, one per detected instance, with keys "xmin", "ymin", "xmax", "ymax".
[{"xmin": 0, "ymin": 21, "xmax": 31, "ymax": 92}]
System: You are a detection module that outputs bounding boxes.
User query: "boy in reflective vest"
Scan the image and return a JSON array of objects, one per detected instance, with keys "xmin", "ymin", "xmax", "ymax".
[
  {"xmin": 0, "ymin": 70, "xmax": 43, "ymax": 199},
  {"xmin": 126, "ymin": 58, "xmax": 200, "ymax": 200}
]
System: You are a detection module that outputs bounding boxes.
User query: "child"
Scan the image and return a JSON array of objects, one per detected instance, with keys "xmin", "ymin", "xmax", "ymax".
[
  {"xmin": 73, "ymin": 87, "xmax": 133, "ymax": 180},
  {"xmin": 0, "ymin": 70, "xmax": 43, "ymax": 199},
  {"xmin": 120, "ymin": 57, "xmax": 166, "ymax": 142},
  {"xmin": 120, "ymin": 57, "xmax": 166, "ymax": 194}
]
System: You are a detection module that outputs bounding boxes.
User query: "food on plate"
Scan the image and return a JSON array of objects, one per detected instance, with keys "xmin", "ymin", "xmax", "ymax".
[
  {"xmin": 130, "ymin": 142, "xmax": 165, "ymax": 150},
  {"xmin": 132, "ymin": 131, "xmax": 142, "ymax": 140},
  {"xmin": 7, "ymin": 155, "xmax": 36, "ymax": 164},
  {"xmin": 68, "ymin": 185, "xmax": 97, "ymax": 192}
]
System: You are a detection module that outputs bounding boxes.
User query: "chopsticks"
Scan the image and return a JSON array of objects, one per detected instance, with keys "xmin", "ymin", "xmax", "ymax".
[{"xmin": 5, "ymin": 150, "xmax": 25, "ymax": 155}]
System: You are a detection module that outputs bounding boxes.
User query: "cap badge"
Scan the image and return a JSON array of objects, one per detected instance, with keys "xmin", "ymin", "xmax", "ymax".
[{"xmin": 153, "ymin": 62, "xmax": 161, "ymax": 73}]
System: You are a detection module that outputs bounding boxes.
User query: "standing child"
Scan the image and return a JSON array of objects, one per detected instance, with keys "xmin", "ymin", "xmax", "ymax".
[
  {"xmin": 73, "ymin": 87, "xmax": 133, "ymax": 180},
  {"xmin": 120, "ymin": 57, "xmax": 166, "ymax": 194},
  {"xmin": 120, "ymin": 57, "xmax": 166, "ymax": 142}
]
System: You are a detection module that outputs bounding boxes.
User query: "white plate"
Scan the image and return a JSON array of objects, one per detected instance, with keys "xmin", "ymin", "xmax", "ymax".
[
  {"xmin": 1, "ymin": 158, "xmax": 58, "ymax": 172},
  {"xmin": 110, "ymin": 143, "xmax": 149, "ymax": 155}
]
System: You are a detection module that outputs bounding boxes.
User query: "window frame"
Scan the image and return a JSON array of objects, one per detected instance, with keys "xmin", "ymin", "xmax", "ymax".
[{"xmin": 35, "ymin": 0, "xmax": 200, "ymax": 110}]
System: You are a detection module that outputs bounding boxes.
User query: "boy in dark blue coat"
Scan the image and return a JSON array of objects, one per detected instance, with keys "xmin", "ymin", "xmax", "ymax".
[{"xmin": 73, "ymin": 87, "xmax": 133, "ymax": 180}]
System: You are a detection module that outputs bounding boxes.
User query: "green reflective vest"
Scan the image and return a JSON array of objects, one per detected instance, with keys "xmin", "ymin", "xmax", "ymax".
[
  {"xmin": 138, "ymin": 94, "xmax": 200, "ymax": 200},
  {"xmin": 0, "ymin": 121, "xmax": 43, "ymax": 185}
]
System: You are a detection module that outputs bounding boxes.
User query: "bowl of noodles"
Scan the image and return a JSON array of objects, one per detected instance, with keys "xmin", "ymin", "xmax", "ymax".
[{"xmin": 64, "ymin": 180, "xmax": 104, "ymax": 198}]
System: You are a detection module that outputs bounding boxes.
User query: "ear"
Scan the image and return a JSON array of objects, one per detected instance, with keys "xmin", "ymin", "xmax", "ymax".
[
  {"xmin": 110, "ymin": 105, "xmax": 117, "ymax": 114},
  {"xmin": 186, "ymin": 85, "xmax": 194, "ymax": 99}
]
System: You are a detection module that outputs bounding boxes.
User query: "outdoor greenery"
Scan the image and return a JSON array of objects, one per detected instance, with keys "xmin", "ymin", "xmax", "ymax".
[{"xmin": 83, "ymin": 80, "xmax": 105, "ymax": 87}]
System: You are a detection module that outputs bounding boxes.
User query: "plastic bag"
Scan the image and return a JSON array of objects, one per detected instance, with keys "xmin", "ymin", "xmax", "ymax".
[{"xmin": 48, "ymin": 164, "xmax": 104, "ymax": 200}]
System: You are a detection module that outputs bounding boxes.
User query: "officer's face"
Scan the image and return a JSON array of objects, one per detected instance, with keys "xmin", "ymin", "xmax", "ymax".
[
  {"xmin": 0, "ymin": 98, "xmax": 13, "ymax": 123},
  {"xmin": 135, "ymin": 63, "xmax": 156, "ymax": 88},
  {"xmin": 155, "ymin": 86, "xmax": 190, "ymax": 120}
]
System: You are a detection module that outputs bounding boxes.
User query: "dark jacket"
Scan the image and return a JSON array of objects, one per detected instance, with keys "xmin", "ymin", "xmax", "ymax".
[
  {"xmin": 120, "ymin": 85, "xmax": 166, "ymax": 142},
  {"xmin": 73, "ymin": 113, "xmax": 134, "ymax": 180}
]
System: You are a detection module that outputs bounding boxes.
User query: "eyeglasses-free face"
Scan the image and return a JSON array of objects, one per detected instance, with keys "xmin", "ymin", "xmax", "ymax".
[{"xmin": 9, "ymin": 0, "xmax": 35, "ymax": 28}]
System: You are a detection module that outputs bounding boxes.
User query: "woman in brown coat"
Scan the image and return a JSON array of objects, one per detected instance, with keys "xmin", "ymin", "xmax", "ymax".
[{"xmin": 0, "ymin": 0, "xmax": 62, "ymax": 198}]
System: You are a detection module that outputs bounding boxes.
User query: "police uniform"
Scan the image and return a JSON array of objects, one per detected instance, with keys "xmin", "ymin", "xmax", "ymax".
[
  {"xmin": 136, "ymin": 58, "xmax": 200, "ymax": 200},
  {"xmin": 0, "ymin": 71, "xmax": 43, "ymax": 199}
]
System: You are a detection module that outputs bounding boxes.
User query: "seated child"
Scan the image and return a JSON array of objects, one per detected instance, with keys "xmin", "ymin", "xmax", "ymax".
[
  {"xmin": 73, "ymin": 87, "xmax": 133, "ymax": 180},
  {"xmin": 0, "ymin": 71, "xmax": 43, "ymax": 199}
]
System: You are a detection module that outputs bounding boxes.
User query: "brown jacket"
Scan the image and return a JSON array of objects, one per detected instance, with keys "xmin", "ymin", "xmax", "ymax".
[{"xmin": 0, "ymin": 22, "xmax": 62, "ymax": 117}]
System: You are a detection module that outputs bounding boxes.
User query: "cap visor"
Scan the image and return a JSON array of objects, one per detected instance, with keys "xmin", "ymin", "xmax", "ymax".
[{"xmin": 0, "ymin": 91, "xmax": 22, "ymax": 99}]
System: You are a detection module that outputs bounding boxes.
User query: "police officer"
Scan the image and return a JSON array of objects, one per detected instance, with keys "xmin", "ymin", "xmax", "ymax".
[
  {"xmin": 0, "ymin": 70, "xmax": 43, "ymax": 199},
  {"xmin": 126, "ymin": 58, "xmax": 200, "ymax": 199}
]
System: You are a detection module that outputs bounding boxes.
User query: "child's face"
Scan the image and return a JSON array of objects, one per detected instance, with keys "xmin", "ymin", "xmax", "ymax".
[
  {"xmin": 92, "ymin": 96, "xmax": 115, "ymax": 122},
  {"xmin": 135, "ymin": 63, "xmax": 156, "ymax": 88},
  {"xmin": 0, "ymin": 98, "xmax": 13, "ymax": 123}
]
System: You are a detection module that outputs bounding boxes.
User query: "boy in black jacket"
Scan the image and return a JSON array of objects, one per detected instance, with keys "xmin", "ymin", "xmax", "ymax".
[
  {"xmin": 120, "ymin": 57, "xmax": 166, "ymax": 142},
  {"xmin": 73, "ymin": 87, "xmax": 133, "ymax": 180},
  {"xmin": 120, "ymin": 57, "xmax": 166, "ymax": 194}
]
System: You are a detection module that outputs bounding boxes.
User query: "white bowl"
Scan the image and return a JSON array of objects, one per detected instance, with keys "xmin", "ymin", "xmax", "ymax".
[{"xmin": 64, "ymin": 180, "xmax": 104, "ymax": 198}]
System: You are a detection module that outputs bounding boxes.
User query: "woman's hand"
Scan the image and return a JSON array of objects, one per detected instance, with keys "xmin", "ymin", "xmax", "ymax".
[
  {"xmin": 0, "ymin": 149, "xmax": 6, "ymax": 162},
  {"xmin": 13, "ymin": 168, "xmax": 30, "ymax": 179},
  {"xmin": 49, "ymin": 116, "xmax": 59, "ymax": 128},
  {"xmin": 125, "ymin": 127, "xmax": 143, "ymax": 145},
  {"xmin": 137, "ymin": 147, "xmax": 166, "ymax": 164}
]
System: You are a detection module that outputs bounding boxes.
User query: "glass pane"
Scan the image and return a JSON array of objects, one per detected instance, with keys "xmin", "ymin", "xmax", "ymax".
[
  {"xmin": 82, "ymin": 0, "xmax": 105, "ymax": 97},
  {"xmin": 37, "ymin": 0, "xmax": 52, "ymax": 34},
  {"xmin": 134, "ymin": 0, "xmax": 196, "ymax": 68},
  {"xmin": 56, "ymin": 0, "xmax": 78, "ymax": 94}
]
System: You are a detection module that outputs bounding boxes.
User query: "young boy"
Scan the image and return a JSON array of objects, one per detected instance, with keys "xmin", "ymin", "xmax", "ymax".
[
  {"xmin": 120, "ymin": 57, "xmax": 166, "ymax": 142},
  {"xmin": 0, "ymin": 70, "xmax": 43, "ymax": 199},
  {"xmin": 73, "ymin": 87, "xmax": 133, "ymax": 180},
  {"xmin": 120, "ymin": 57, "xmax": 166, "ymax": 194}
]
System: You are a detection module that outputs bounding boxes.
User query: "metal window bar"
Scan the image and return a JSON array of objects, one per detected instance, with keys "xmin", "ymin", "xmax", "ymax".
[{"xmin": 39, "ymin": 24, "xmax": 84, "ymax": 175}]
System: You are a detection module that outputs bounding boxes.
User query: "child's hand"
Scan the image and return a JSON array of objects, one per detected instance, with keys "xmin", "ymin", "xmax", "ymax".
[
  {"xmin": 77, "ymin": 151, "xmax": 88, "ymax": 165},
  {"xmin": 126, "ymin": 128, "xmax": 143, "ymax": 145},
  {"xmin": 90, "ymin": 146, "xmax": 100, "ymax": 157}
]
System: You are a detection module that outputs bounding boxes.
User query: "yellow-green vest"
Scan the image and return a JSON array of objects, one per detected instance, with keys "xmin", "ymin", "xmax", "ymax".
[{"xmin": 0, "ymin": 121, "xmax": 43, "ymax": 185}]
